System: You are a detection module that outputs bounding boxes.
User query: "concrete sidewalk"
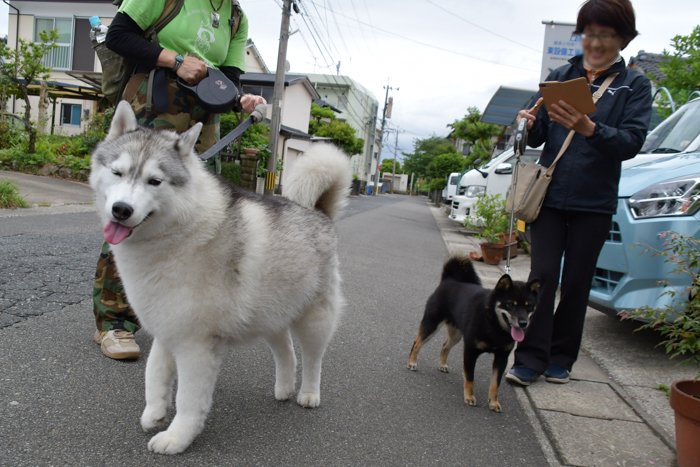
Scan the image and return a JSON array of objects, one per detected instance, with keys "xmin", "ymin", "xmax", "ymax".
[
  {"xmin": 0, "ymin": 171, "xmax": 94, "ymax": 217},
  {"xmin": 429, "ymin": 202, "xmax": 681, "ymax": 466}
]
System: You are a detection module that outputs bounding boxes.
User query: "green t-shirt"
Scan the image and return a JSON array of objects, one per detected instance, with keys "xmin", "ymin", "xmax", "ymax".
[{"xmin": 119, "ymin": 0, "xmax": 247, "ymax": 71}]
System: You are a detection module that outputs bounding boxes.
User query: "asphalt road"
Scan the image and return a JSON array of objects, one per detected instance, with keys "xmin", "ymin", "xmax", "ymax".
[{"xmin": 0, "ymin": 195, "xmax": 547, "ymax": 466}]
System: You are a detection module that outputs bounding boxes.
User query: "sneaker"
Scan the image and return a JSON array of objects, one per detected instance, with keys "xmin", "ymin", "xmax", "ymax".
[
  {"xmin": 505, "ymin": 367, "xmax": 539, "ymax": 386},
  {"xmin": 544, "ymin": 364, "xmax": 570, "ymax": 384},
  {"xmin": 93, "ymin": 329, "xmax": 140, "ymax": 360}
]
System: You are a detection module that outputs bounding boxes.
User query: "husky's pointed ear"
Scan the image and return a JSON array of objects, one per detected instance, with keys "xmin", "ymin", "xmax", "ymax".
[
  {"xmin": 106, "ymin": 101, "xmax": 139, "ymax": 141},
  {"xmin": 527, "ymin": 278, "xmax": 541, "ymax": 295},
  {"xmin": 177, "ymin": 122, "xmax": 203, "ymax": 157},
  {"xmin": 496, "ymin": 275, "xmax": 512, "ymax": 291}
]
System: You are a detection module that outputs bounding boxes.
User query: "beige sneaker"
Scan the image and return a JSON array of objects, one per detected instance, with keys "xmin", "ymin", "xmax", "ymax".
[{"xmin": 93, "ymin": 329, "xmax": 140, "ymax": 360}]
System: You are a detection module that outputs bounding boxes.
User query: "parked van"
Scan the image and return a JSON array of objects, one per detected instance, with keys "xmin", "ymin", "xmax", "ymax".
[
  {"xmin": 449, "ymin": 148, "xmax": 541, "ymax": 224},
  {"xmin": 442, "ymin": 172, "xmax": 461, "ymax": 205}
]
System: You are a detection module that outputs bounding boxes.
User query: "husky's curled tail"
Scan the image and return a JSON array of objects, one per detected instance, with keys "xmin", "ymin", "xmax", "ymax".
[
  {"xmin": 283, "ymin": 143, "xmax": 352, "ymax": 220},
  {"xmin": 441, "ymin": 256, "xmax": 482, "ymax": 285}
]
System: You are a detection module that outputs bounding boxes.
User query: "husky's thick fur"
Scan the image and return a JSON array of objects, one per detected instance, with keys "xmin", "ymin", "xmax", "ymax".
[
  {"xmin": 90, "ymin": 102, "xmax": 352, "ymax": 454},
  {"xmin": 407, "ymin": 257, "xmax": 539, "ymax": 412}
]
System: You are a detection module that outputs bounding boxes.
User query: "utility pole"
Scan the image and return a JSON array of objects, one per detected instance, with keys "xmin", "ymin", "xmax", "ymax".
[
  {"xmin": 266, "ymin": 0, "xmax": 296, "ymax": 195},
  {"xmin": 373, "ymin": 81, "xmax": 398, "ymax": 195},
  {"xmin": 390, "ymin": 127, "xmax": 404, "ymax": 194}
]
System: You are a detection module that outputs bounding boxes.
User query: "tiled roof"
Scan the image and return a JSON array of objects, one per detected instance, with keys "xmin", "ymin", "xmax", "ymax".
[{"xmin": 629, "ymin": 50, "xmax": 669, "ymax": 81}]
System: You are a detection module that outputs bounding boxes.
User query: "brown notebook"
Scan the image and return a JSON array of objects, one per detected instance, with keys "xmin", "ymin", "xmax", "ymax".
[{"xmin": 539, "ymin": 77, "xmax": 597, "ymax": 115}]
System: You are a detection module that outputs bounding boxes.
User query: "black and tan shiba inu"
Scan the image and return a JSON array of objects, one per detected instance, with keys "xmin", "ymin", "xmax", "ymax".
[{"xmin": 407, "ymin": 256, "xmax": 540, "ymax": 412}]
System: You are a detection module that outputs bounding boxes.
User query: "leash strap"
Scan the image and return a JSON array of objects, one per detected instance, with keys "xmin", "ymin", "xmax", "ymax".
[{"xmin": 198, "ymin": 103, "xmax": 268, "ymax": 161}]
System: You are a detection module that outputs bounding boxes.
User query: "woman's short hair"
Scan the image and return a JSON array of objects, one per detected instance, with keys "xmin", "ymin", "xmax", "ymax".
[{"xmin": 574, "ymin": 0, "xmax": 639, "ymax": 45}]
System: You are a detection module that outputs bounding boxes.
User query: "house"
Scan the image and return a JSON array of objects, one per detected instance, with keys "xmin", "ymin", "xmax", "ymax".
[
  {"xmin": 304, "ymin": 73, "xmax": 379, "ymax": 184},
  {"xmin": 4, "ymin": 1, "xmax": 281, "ymax": 135}
]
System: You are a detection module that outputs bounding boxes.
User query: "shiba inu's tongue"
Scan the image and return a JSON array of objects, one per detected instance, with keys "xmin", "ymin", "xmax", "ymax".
[
  {"xmin": 104, "ymin": 221, "xmax": 132, "ymax": 245},
  {"xmin": 511, "ymin": 326, "xmax": 525, "ymax": 342}
]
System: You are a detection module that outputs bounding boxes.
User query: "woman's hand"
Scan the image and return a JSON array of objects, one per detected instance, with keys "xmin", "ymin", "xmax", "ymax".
[
  {"xmin": 240, "ymin": 94, "xmax": 267, "ymax": 114},
  {"xmin": 177, "ymin": 55, "xmax": 208, "ymax": 85},
  {"xmin": 516, "ymin": 97, "xmax": 543, "ymax": 131},
  {"xmin": 549, "ymin": 100, "xmax": 596, "ymax": 137}
]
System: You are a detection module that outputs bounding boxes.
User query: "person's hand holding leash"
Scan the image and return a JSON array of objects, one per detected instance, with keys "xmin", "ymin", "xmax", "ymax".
[
  {"xmin": 240, "ymin": 94, "xmax": 267, "ymax": 114},
  {"xmin": 516, "ymin": 97, "xmax": 544, "ymax": 130},
  {"xmin": 177, "ymin": 55, "xmax": 208, "ymax": 85},
  {"xmin": 549, "ymin": 100, "xmax": 596, "ymax": 137}
]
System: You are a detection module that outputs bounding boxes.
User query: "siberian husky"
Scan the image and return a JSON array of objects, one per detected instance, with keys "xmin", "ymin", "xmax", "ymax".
[{"xmin": 90, "ymin": 101, "xmax": 351, "ymax": 454}]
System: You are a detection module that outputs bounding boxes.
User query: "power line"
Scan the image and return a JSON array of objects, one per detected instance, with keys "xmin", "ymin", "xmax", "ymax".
[
  {"xmin": 360, "ymin": 0, "xmax": 379, "ymax": 47},
  {"xmin": 306, "ymin": 0, "xmax": 540, "ymax": 73},
  {"xmin": 422, "ymin": 0, "xmax": 541, "ymax": 54},
  {"xmin": 349, "ymin": 0, "xmax": 372, "ymax": 53}
]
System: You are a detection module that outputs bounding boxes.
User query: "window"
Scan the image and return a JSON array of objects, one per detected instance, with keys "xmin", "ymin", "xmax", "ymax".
[
  {"xmin": 61, "ymin": 103, "xmax": 82, "ymax": 126},
  {"xmin": 35, "ymin": 17, "xmax": 73, "ymax": 70}
]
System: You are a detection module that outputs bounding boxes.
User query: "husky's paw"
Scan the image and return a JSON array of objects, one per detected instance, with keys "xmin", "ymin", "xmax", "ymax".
[
  {"xmin": 464, "ymin": 395, "xmax": 477, "ymax": 406},
  {"xmin": 141, "ymin": 406, "xmax": 168, "ymax": 431},
  {"xmin": 438, "ymin": 364, "xmax": 449, "ymax": 373},
  {"xmin": 488, "ymin": 399, "xmax": 502, "ymax": 413},
  {"xmin": 407, "ymin": 362, "xmax": 417, "ymax": 371},
  {"xmin": 275, "ymin": 381, "xmax": 296, "ymax": 401},
  {"xmin": 297, "ymin": 392, "xmax": 320, "ymax": 408},
  {"xmin": 148, "ymin": 430, "xmax": 190, "ymax": 455}
]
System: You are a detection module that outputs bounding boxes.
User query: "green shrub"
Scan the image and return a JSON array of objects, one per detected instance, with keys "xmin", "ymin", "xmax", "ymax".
[
  {"xmin": 220, "ymin": 111, "xmax": 271, "ymax": 176},
  {"xmin": 0, "ymin": 179, "xmax": 28, "ymax": 208},
  {"xmin": 620, "ymin": 232, "xmax": 700, "ymax": 378},
  {"xmin": 220, "ymin": 161, "xmax": 242, "ymax": 186},
  {"xmin": 429, "ymin": 178, "xmax": 446, "ymax": 192},
  {"xmin": 465, "ymin": 193, "xmax": 508, "ymax": 244}
]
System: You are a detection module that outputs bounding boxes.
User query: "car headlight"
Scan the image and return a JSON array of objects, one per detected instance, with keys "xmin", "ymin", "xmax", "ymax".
[
  {"xmin": 628, "ymin": 174, "xmax": 700, "ymax": 219},
  {"xmin": 465, "ymin": 185, "xmax": 486, "ymax": 197}
]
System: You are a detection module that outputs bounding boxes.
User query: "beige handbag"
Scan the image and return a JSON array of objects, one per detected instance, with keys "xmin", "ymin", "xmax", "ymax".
[{"xmin": 506, "ymin": 73, "xmax": 619, "ymax": 222}]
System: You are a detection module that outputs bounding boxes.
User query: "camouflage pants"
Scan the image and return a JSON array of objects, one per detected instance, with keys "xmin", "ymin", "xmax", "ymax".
[{"xmin": 92, "ymin": 72, "xmax": 222, "ymax": 333}]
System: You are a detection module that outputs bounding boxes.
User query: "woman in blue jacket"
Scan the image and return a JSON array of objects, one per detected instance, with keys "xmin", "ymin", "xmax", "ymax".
[{"xmin": 506, "ymin": 0, "xmax": 652, "ymax": 385}]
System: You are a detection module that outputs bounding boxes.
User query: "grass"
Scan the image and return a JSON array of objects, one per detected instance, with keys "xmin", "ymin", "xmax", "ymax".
[
  {"xmin": 38, "ymin": 202, "xmax": 51, "ymax": 207},
  {"xmin": 657, "ymin": 384, "xmax": 670, "ymax": 399},
  {"xmin": 0, "ymin": 179, "xmax": 29, "ymax": 209}
]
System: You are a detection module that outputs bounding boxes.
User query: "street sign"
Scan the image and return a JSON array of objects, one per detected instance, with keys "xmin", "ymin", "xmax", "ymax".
[{"xmin": 541, "ymin": 21, "xmax": 582, "ymax": 82}]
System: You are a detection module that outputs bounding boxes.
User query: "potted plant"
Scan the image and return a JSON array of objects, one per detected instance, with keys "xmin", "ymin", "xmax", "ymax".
[
  {"xmin": 351, "ymin": 173, "xmax": 361, "ymax": 196},
  {"xmin": 619, "ymin": 232, "xmax": 700, "ymax": 467},
  {"xmin": 465, "ymin": 193, "xmax": 507, "ymax": 265}
]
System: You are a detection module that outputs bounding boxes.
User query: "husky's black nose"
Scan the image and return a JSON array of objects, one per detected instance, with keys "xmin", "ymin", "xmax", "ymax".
[
  {"xmin": 112, "ymin": 202, "xmax": 133, "ymax": 221},
  {"xmin": 518, "ymin": 319, "xmax": 528, "ymax": 329}
]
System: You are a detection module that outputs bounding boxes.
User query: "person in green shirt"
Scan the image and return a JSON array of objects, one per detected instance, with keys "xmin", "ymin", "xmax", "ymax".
[{"xmin": 92, "ymin": 0, "xmax": 266, "ymax": 360}]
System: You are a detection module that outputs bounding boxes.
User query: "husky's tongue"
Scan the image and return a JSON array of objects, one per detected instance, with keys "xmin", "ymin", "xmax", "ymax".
[
  {"xmin": 511, "ymin": 326, "xmax": 525, "ymax": 342},
  {"xmin": 104, "ymin": 221, "xmax": 132, "ymax": 245}
]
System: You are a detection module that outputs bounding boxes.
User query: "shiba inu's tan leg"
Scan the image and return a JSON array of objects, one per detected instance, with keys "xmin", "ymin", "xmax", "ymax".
[
  {"xmin": 488, "ymin": 351, "xmax": 509, "ymax": 413},
  {"xmin": 407, "ymin": 323, "xmax": 440, "ymax": 370},
  {"xmin": 438, "ymin": 325, "xmax": 462, "ymax": 372},
  {"xmin": 463, "ymin": 343, "xmax": 479, "ymax": 406}
]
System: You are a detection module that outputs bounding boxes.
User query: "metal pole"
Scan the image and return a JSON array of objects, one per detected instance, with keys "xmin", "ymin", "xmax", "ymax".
[
  {"xmin": 373, "ymin": 84, "xmax": 390, "ymax": 195},
  {"xmin": 391, "ymin": 127, "xmax": 403, "ymax": 194},
  {"xmin": 409, "ymin": 172, "xmax": 414, "ymax": 196},
  {"xmin": 265, "ymin": 0, "xmax": 292, "ymax": 195}
]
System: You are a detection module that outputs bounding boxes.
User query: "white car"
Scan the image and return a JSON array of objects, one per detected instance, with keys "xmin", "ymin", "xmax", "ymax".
[
  {"xmin": 449, "ymin": 148, "xmax": 541, "ymax": 225},
  {"xmin": 442, "ymin": 172, "xmax": 460, "ymax": 205}
]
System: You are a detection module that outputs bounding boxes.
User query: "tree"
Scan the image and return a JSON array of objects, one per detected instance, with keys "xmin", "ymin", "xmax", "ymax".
[
  {"xmin": 447, "ymin": 107, "xmax": 501, "ymax": 166},
  {"xmin": 380, "ymin": 158, "xmax": 402, "ymax": 176},
  {"xmin": 0, "ymin": 29, "xmax": 58, "ymax": 153},
  {"xmin": 402, "ymin": 135, "xmax": 457, "ymax": 179},
  {"xmin": 428, "ymin": 153, "xmax": 465, "ymax": 180},
  {"xmin": 307, "ymin": 103, "xmax": 365, "ymax": 155},
  {"xmin": 656, "ymin": 26, "xmax": 700, "ymax": 117}
]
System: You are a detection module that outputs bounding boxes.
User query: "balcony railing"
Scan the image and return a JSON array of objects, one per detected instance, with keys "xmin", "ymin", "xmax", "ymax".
[{"xmin": 40, "ymin": 44, "xmax": 71, "ymax": 71}]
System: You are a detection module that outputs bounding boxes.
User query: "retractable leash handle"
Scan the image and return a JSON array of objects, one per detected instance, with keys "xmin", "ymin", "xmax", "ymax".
[{"xmin": 505, "ymin": 117, "xmax": 529, "ymax": 274}]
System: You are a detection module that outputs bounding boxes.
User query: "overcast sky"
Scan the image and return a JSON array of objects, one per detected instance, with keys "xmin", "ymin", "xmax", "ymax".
[{"xmin": 1, "ymin": 0, "xmax": 698, "ymax": 159}]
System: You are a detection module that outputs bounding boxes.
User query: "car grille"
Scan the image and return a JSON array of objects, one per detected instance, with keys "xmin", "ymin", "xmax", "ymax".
[
  {"xmin": 592, "ymin": 268, "xmax": 623, "ymax": 294},
  {"xmin": 452, "ymin": 201, "xmax": 459, "ymax": 210},
  {"xmin": 607, "ymin": 221, "xmax": 621, "ymax": 243}
]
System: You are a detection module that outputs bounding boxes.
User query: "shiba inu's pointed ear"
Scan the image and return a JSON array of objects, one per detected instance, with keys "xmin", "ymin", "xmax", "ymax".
[
  {"xmin": 496, "ymin": 275, "xmax": 512, "ymax": 291},
  {"xmin": 177, "ymin": 122, "xmax": 203, "ymax": 157},
  {"xmin": 106, "ymin": 101, "xmax": 139, "ymax": 141},
  {"xmin": 527, "ymin": 278, "xmax": 541, "ymax": 294}
]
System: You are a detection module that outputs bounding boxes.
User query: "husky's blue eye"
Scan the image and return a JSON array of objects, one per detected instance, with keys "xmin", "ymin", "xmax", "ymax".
[
  {"xmin": 112, "ymin": 170, "xmax": 122, "ymax": 177},
  {"xmin": 148, "ymin": 178, "xmax": 162, "ymax": 186}
]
